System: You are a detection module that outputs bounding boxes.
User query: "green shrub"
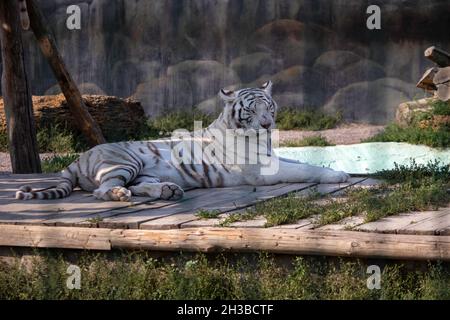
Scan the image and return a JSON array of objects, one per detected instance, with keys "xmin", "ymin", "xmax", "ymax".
[
  {"xmin": 0, "ymin": 131, "xmax": 7, "ymax": 152},
  {"xmin": 146, "ymin": 110, "xmax": 215, "ymax": 138},
  {"xmin": 276, "ymin": 109, "xmax": 342, "ymax": 131},
  {"xmin": 366, "ymin": 123, "xmax": 450, "ymax": 148},
  {"xmin": 280, "ymin": 136, "xmax": 334, "ymax": 147},
  {"xmin": 41, "ymin": 154, "xmax": 79, "ymax": 173},
  {"xmin": 372, "ymin": 159, "xmax": 450, "ymax": 185},
  {"xmin": 0, "ymin": 251, "xmax": 448, "ymax": 299},
  {"xmin": 37, "ymin": 125, "xmax": 87, "ymax": 153},
  {"xmin": 367, "ymin": 100, "xmax": 450, "ymax": 148}
]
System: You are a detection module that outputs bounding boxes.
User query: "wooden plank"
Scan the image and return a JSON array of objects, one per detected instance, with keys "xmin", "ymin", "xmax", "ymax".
[
  {"xmin": 103, "ymin": 186, "xmax": 256, "ymax": 229},
  {"xmin": 182, "ymin": 179, "xmax": 366, "ymax": 231},
  {"xmin": 355, "ymin": 208, "xmax": 450, "ymax": 235},
  {"xmin": 0, "ymin": 191, "xmax": 151, "ymax": 225},
  {"xmin": 316, "ymin": 216, "xmax": 366, "ymax": 231},
  {"xmin": 295, "ymin": 177, "xmax": 367, "ymax": 197},
  {"xmin": 1, "ymin": 224, "xmax": 450, "ymax": 260},
  {"xmin": 397, "ymin": 208, "xmax": 450, "ymax": 235},
  {"xmin": 130, "ymin": 183, "xmax": 315, "ymax": 229}
]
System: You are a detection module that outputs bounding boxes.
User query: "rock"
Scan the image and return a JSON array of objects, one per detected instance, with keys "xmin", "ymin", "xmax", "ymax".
[
  {"xmin": 249, "ymin": 65, "xmax": 329, "ymax": 106},
  {"xmin": 328, "ymin": 59, "xmax": 386, "ymax": 92},
  {"xmin": 323, "ymin": 78, "xmax": 421, "ymax": 124},
  {"xmin": 133, "ymin": 76, "xmax": 194, "ymax": 116},
  {"xmin": 251, "ymin": 19, "xmax": 333, "ymax": 67},
  {"xmin": 167, "ymin": 60, "xmax": 240, "ymax": 104},
  {"xmin": 111, "ymin": 60, "xmax": 163, "ymax": 97},
  {"xmin": 196, "ymin": 97, "xmax": 221, "ymax": 115},
  {"xmin": 0, "ymin": 94, "xmax": 146, "ymax": 139},
  {"xmin": 313, "ymin": 50, "xmax": 362, "ymax": 72},
  {"xmin": 230, "ymin": 52, "xmax": 282, "ymax": 83},
  {"xmin": 272, "ymin": 93, "xmax": 308, "ymax": 109},
  {"xmin": 395, "ymin": 97, "xmax": 437, "ymax": 127}
]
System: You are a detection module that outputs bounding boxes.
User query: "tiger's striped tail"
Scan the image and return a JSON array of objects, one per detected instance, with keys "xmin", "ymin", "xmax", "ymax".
[
  {"xmin": 18, "ymin": 0, "xmax": 30, "ymax": 30},
  {"xmin": 16, "ymin": 163, "xmax": 77, "ymax": 200}
]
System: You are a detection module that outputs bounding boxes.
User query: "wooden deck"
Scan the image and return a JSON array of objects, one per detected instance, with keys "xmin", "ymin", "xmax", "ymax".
[{"xmin": 1, "ymin": 174, "xmax": 450, "ymax": 260}]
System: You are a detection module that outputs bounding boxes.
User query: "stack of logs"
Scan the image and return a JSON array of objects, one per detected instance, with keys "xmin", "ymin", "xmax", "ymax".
[{"xmin": 417, "ymin": 46, "xmax": 450, "ymax": 101}]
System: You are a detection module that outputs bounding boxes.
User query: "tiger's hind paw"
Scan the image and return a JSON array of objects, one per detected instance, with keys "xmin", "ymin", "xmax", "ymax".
[{"xmin": 160, "ymin": 183, "xmax": 184, "ymax": 201}]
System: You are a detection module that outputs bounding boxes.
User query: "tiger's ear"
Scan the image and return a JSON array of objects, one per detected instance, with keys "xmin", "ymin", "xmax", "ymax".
[
  {"xmin": 260, "ymin": 80, "xmax": 273, "ymax": 95},
  {"xmin": 219, "ymin": 88, "xmax": 236, "ymax": 102}
]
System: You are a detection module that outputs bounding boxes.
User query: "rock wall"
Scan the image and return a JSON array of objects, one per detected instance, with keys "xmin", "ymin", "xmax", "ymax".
[{"xmin": 3, "ymin": 0, "xmax": 450, "ymax": 124}]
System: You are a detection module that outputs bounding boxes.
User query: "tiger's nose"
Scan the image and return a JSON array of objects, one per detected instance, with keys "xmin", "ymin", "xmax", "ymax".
[{"xmin": 261, "ymin": 122, "xmax": 271, "ymax": 129}]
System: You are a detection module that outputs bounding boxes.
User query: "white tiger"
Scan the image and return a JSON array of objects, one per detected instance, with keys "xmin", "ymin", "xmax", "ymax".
[{"xmin": 16, "ymin": 81, "xmax": 350, "ymax": 202}]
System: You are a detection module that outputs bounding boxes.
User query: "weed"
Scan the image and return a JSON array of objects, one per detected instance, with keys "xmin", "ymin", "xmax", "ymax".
[{"xmin": 195, "ymin": 209, "xmax": 221, "ymax": 219}]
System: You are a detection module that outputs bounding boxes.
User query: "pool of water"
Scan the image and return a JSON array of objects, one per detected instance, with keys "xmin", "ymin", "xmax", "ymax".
[{"xmin": 275, "ymin": 142, "xmax": 450, "ymax": 174}]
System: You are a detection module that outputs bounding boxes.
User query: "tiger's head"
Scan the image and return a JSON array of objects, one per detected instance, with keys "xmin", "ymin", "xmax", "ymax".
[{"xmin": 219, "ymin": 81, "xmax": 277, "ymax": 131}]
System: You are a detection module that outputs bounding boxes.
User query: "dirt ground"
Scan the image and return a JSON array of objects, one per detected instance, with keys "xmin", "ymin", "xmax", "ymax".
[
  {"xmin": 278, "ymin": 123, "xmax": 385, "ymax": 145},
  {"xmin": 0, "ymin": 124, "xmax": 384, "ymax": 174}
]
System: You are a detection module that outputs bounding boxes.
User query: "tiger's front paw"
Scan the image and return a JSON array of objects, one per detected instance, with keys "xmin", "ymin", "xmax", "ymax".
[
  {"xmin": 320, "ymin": 170, "xmax": 350, "ymax": 184},
  {"xmin": 110, "ymin": 187, "xmax": 132, "ymax": 201}
]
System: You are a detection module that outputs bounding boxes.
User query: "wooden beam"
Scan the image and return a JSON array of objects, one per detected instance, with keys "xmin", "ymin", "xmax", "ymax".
[
  {"xmin": 0, "ymin": 0, "xmax": 41, "ymax": 173},
  {"xmin": 424, "ymin": 46, "xmax": 450, "ymax": 67},
  {"xmin": 416, "ymin": 67, "xmax": 438, "ymax": 91},
  {"xmin": 25, "ymin": 0, "xmax": 106, "ymax": 146},
  {"xmin": 0, "ymin": 225, "xmax": 449, "ymax": 261}
]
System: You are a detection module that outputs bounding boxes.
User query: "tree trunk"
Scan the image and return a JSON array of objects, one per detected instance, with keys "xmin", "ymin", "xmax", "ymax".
[
  {"xmin": 0, "ymin": 0, "xmax": 41, "ymax": 173},
  {"xmin": 26, "ymin": 0, "xmax": 106, "ymax": 146}
]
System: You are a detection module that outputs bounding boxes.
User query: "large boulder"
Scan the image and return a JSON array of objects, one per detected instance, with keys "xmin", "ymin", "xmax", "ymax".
[
  {"xmin": 395, "ymin": 97, "xmax": 437, "ymax": 127},
  {"xmin": 323, "ymin": 78, "xmax": 423, "ymax": 124},
  {"xmin": 167, "ymin": 60, "xmax": 240, "ymax": 104},
  {"xmin": 111, "ymin": 60, "xmax": 163, "ymax": 97},
  {"xmin": 250, "ymin": 19, "xmax": 333, "ymax": 67},
  {"xmin": 249, "ymin": 65, "xmax": 329, "ymax": 106},
  {"xmin": 313, "ymin": 50, "xmax": 362, "ymax": 72},
  {"xmin": 230, "ymin": 52, "xmax": 282, "ymax": 83},
  {"xmin": 133, "ymin": 76, "xmax": 194, "ymax": 116},
  {"xmin": 134, "ymin": 60, "xmax": 240, "ymax": 116},
  {"xmin": 328, "ymin": 59, "xmax": 386, "ymax": 92}
]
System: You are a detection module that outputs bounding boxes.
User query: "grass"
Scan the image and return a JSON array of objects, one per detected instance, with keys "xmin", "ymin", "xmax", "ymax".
[
  {"xmin": 0, "ymin": 250, "xmax": 448, "ymax": 300},
  {"xmin": 372, "ymin": 159, "xmax": 450, "ymax": 185},
  {"xmin": 195, "ymin": 209, "xmax": 221, "ymax": 219},
  {"xmin": 276, "ymin": 109, "xmax": 342, "ymax": 131},
  {"xmin": 146, "ymin": 110, "xmax": 215, "ymax": 138},
  {"xmin": 41, "ymin": 154, "xmax": 79, "ymax": 173},
  {"xmin": 280, "ymin": 136, "xmax": 334, "ymax": 147},
  {"xmin": 221, "ymin": 160, "xmax": 450, "ymax": 227},
  {"xmin": 366, "ymin": 100, "xmax": 450, "ymax": 148}
]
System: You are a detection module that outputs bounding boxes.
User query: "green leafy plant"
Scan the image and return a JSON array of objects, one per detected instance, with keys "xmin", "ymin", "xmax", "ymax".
[
  {"xmin": 0, "ymin": 251, "xmax": 448, "ymax": 299},
  {"xmin": 280, "ymin": 136, "xmax": 334, "ymax": 147},
  {"xmin": 41, "ymin": 154, "xmax": 79, "ymax": 173},
  {"xmin": 276, "ymin": 109, "xmax": 342, "ymax": 131},
  {"xmin": 367, "ymin": 101, "xmax": 450, "ymax": 148}
]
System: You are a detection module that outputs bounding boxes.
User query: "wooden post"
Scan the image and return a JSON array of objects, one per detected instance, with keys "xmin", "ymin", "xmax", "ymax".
[
  {"xmin": 424, "ymin": 46, "xmax": 450, "ymax": 67},
  {"xmin": 26, "ymin": 0, "xmax": 106, "ymax": 146},
  {"xmin": 0, "ymin": 0, "xmax": 41, "ymax": 173}
]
